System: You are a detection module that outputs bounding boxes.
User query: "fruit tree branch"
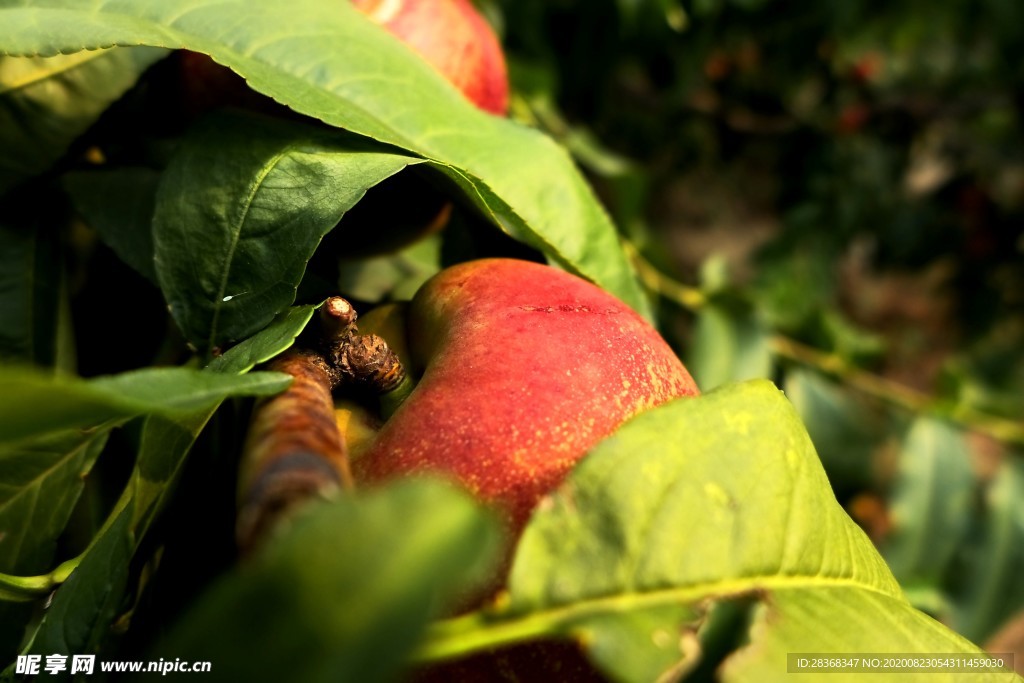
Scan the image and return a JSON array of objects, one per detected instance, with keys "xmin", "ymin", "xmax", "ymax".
[
  {"xmin": 236, "ymin": 296, "xmax": 408, "ymax": 553},
  {"xmin": 626, "ymin": 242, "xmax": 1024, "ymax": 450}
]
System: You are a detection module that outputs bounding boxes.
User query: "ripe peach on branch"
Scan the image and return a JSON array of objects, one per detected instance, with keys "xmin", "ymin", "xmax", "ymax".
[{"xmin": 354, "ymin": 258, "xmax": 699, "ymax": 537}]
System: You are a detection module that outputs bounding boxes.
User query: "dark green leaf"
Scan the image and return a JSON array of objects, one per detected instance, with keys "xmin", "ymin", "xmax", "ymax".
[
  {"xmin": 19, "ymin": 408, "xmax": 218, "ymax": 659},
  {"xmin": 0, "ymin": 48, "xmax": 166, "ymax": 195},
  {"xmin": 21, "ymin": 505, "xmax": 134, "ymax": 657},
  {"xmin": 13, "ymin": 329, "xmax": 309, "ymax": 657},
  {"xmin": 753, "ymin": 246, "xmax": 834, "ymax": 334},
  {"xmin": 0, "ymin": 603, "xmax": 31, "ymax": 665},
  {"xmin": 63, "ymin": 168, "xmax": 161, "ymax": 283},
  {"xmin": 421, "ymin": 382, "xmax": 1006, "ymax": 682},
  {"xmin": 152, "ymin": 112, "xmax": 417, "ymax": 350},
  {"xmin": 0, "ymin": 0, "xmax": 649, "ymax": 317},
  {"xmin": 10, "ymin": 293, "xmax": 313, "ymax": 654},
  {"xmin": 159, "ymin": 479, "xmax": 500, "ymax": 683},
  {"xmin": 130, "ymin": 411, "xmax": 215, "ymax": 529},
  {"xmin": 0, "ymin": 430, "xmax": 108, "ymax": 575},
  {"xmin": 0, "ymin": 196, "xmax": 65, "ymax": 368},
  {"xmin": 0, "ymin": 366, "xmax": 289, "ymax": 445}
]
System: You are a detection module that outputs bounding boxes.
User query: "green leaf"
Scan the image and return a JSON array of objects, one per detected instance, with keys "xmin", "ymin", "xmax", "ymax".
[
  {"xmin": 0, "ymin": 430, "xmax": 108, "ymax": 575},
  {"xmin": 152, "ymin": 112, "xmax": 417, "ymax": 350},
  {"xmin": 207, "ymin": 303, "xmax": 318, "ymax": 375},
  {"xmin": 820, "ymin": 309, "xmax": 886, "ymax": 363},
  {"xmin": 420, "ymin": 381, "xmax": 1010, "ymax": 683},
  {"xmin": 63, "ymin": 168, "xmax": 161, "ymax": 283},
  {"xmin": 952, "ymin": 458, "xmax": 1024, "ymax": 641},
  {"xmin": 882, "ymin": 417, "xmax": 974, "ymax": 586},
  {"xmin": 129, "ymin": 410, "xmax": 216, "ymax": 532},
  {"xmin": 784, "ymin": 368, "xmax": 884, "ymax": 491},
  {"xmin": 21, "ymin": 504, "xmax": 134, "ymax": 657},
  {"xmin": 0, "ymin": 0, "xmax": 649, "ymax": 317},
  {"xmin": 579, "ymin": 605, "xmax": 704, "ymax": 682},
  {"xmin": 337, "ymin": 235, "xmax": 442, "ymax": 304},
  {"xmin": 0, "ymin": 48, "xmax": 166, "ymax": 195},
  {"xmin": 0, "ymin": 195, "xmax": 66, "ymax": 368},
  {"xmin": 0, "ymin": 366, "xmax": 289, "ymax": 445},
  {"xmin": 13, "ymin": 328, "xmax": 309, "ymax": 657},
  {"xmin": 688, "ymin": 301, "xmax": 773, "ymax": 390},
  {"xmin": 158, "ymin": 479, "xmax": 500, "ymax": 683},
  {"xmin": 19, "ymin": 408, "xmax": 219, "ymax": 659},
  {"xmin": 720, "ymin": 587, "xmax": 1012, "ymax": 683}
]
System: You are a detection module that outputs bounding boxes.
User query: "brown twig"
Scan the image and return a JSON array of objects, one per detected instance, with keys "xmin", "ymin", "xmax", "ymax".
[
  {"xmin": 236, "ymin": 348, "xmax": 350, "ymax": 552},
  {"xmin": 320, "ymin": 296, "xmax": 358, "ymax": 344},
  {"xmin": 236, "ymin": 296, "xmax": 410, "ymax": 553}
]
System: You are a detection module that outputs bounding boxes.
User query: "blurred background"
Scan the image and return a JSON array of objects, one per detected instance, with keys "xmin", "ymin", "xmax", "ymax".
[
  {"xmin": 4, "ymin": 0, "xmax": 1022, "ymax": 673},
  {"xmin": 484, "ymin": 0, "xmax": 1024, "ymax": 660}
]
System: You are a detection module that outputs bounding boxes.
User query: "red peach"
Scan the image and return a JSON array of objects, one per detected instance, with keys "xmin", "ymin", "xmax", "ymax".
[
  {"xmin": 352, "ymin": 0, "xmax": 509, "ymax": 114},
  {"xmin": 354, "ymin": 258, "xmax": 699, "ymax": 535}
]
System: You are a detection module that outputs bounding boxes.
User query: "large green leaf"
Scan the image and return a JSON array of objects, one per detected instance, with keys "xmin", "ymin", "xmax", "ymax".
[
  {"xmin": 0, "ymin": 366, "xmax": 289, "ymax": 445},
  {"xmin": 157, "ymin": 480, "xmax": 500, "ymax": 683},
  {"xmin": 419, "ymin": 381, "xmax": 1015, "ymax": 683},
  {"xmin": 0, "ymin": 0, "xmax": 649, "ymax": 317},
  {"xmin": 153, "ymin": 113, "xmax": 418, "ymax": 350},
  {"xmin": 0, "ymin": 47, "xmax": 166, "ymax": 196}
]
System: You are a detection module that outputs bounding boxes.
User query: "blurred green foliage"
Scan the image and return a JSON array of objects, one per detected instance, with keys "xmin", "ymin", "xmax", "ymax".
[{"xmin": 492, "ymin": 0, "xmax": 1024, "ymax": 649}]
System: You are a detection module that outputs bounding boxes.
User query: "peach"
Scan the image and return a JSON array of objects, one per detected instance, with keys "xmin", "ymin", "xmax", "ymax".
[
  {"xmin": 352, "ymin": 0, "xmax": 509, "ymax": 114},
  {"xmin": 354, "ymin": 258, "xmax": 698, "ymax": 535}
]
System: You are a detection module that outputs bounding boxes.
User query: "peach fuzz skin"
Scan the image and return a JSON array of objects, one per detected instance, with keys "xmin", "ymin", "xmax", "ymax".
[
  {"xmin": 351, "ymin": 0, "xmax": 509, "ymax": 114},
  {"xmin": 354, "ymin": 259, "xmax": 699, "ymax": 536}
]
